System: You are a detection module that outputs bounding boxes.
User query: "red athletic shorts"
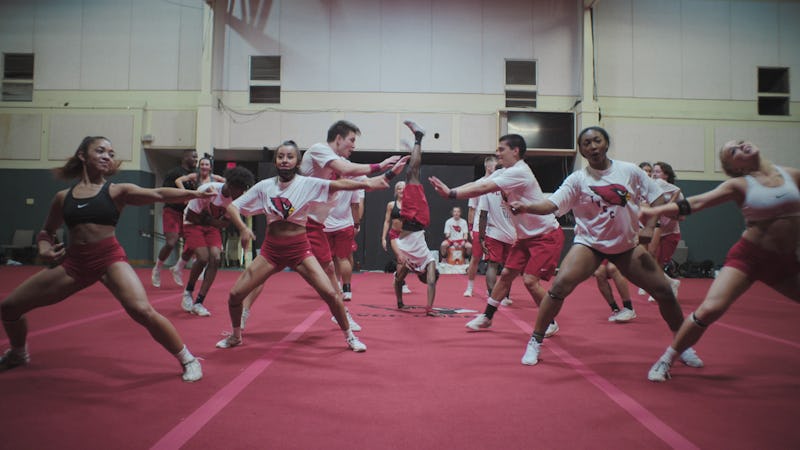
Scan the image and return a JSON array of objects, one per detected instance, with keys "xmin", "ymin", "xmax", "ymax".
[
  {"xmin": 400, "ymin": 184, "xmax": 430, "ymax": 228},
  {"xmin": 162, "ymin": 207, "xmax": 184, "ymax": 234},
  {"xmin": 724, "ymin": 237, "xmax": 800, "ymax": 286},
  {"xmin": 260, "ymin": 233, "xmax": 314, "ymax": 270},
  {"xmin": 484, "ymin": 236, "xmax": 511, "ymax": 265},
  {"xmin": 62, "ymin": 236, "xmax": 128, "ymax": 287},
  {"xmin": 503, "ymin": 227, "xmax": 564, "ymax": 280},
  {"xmin": 183, "ymin": 224, "xmax": 223, "ymax": 250},
  {"xmin": 306, "ymin": 220, "xmax": 332, "ymax": 264},
  {"xmin": 471, "ymin": 231, "xmax": 483, "ymax": 260},
  {"xmin": 326, "ymin": 226, "xmax": 355, "ymax": 259},
  {"xmin": 656, "ymin": 233, "xmax": 680, "ymax": 266}
]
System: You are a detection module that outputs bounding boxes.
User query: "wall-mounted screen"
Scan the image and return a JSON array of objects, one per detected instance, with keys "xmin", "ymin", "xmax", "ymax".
[{"xmin": 500, "ymin": 111, "xmax": 575, "ymax": 154}]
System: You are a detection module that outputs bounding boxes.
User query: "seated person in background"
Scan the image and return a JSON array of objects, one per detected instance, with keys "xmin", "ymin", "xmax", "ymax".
[{"xmin": 440, "ymin": 206, "xmax": 471, "ymax": 264}]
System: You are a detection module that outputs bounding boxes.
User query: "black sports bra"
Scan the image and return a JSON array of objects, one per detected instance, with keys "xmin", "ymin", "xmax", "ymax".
[
  {"xmin": 390, "ymin": 201, "xmax": 402, "ymax": 220},
  {"xmin": 62, "ymin": 181, "xmax": 120, "ymax": 227}
]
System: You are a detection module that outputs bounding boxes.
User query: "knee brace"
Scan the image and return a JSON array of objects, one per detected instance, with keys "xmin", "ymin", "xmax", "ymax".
[{"xmin": 690, "ymin": 312, "xmax": 708, "ymax": 328}]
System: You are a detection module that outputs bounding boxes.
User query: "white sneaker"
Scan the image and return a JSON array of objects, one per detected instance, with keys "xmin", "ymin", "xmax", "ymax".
[
  {"xmin": 346, "ymin": 335, "xmax": 367, "ymax": 352},
  {"xmin": 171, "ymin": 266, "xmax": 184, "ymax": 286},
  {"xmin": 191, "ymin": 303, "xmax": 211, "ymax": 317},
  {"xmin": 465, "ymin": 314, "xmax": 492, "ymax": 330},
  {"xmin": 545, "ymin": 321, "xmax": 559, "ymax": 338},
  {"xmin": 647, "ymin": 360, "xmax": 671, "ymax": 382},
  {"xmin": 648, "ymin": 296, "xmax": 656, "ymax": 303},
  {"xmin": 403, "ymin": 119, "xmax": 425, "ymax": 136},
  {"xmin": 342, "ymin": 291, "xmax": 352, "ymax": 301},
  {"xmin": 463, "ymin": 288, "xmax": 473, "ymax": 297},
  {"xmin": 501, "ymin": 298, "xmax": 513, "ymax": 306},
  {"xmin": 181, "ymin": 358, "xmax": 202, "ymax": 382},
  {"xmin": 331, "ymin": 311, "xmax": 362, "ymax": 332},
  {"xmin": 215, "ymin": 334, "xmax": 242, "ymax": 349},
  {"xmin": 241, "ymin": 308, "xmax": 250, "ymax": 330},
  {"xmin": 521, "ymin": 337, "xmax": 541, "ymax": 365},
  {"xmin": 608, "ymin": 310, "xmax": 621, "ymax": 322},
  {"xmin": 679, "ymin": 347, "xmax": 704, "ymax": 368},
  {"xmin": 402, "ymin": 284, "xmax": 412, "ymax": 294},
  {"xmin": 670, "ymin": 278, "xmax": 681, "ymax": 297},
  {"xmin": 613, "ymin": 308, "xmax": 637, "ymax": 323},
  {"xmin": 638, "ymin": 287, "xmax": 646, "ymax": 296},
  {"xmin": 151, "ymin": 266, "xmax": 161, "ymax": 288},
  {"xmin": 181, "ymin": 292, "xmax": 194, "ymax": 312}
]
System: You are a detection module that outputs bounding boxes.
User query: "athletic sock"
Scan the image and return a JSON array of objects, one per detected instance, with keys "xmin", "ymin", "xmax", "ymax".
[{"xmin": 622, "ymin": 300, "xmax": 633, "ymax": 310}]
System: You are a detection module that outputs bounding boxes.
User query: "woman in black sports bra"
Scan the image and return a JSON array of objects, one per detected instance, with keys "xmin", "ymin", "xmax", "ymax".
[{"xmin": 0, "ymin": 136, "xmax": 215, "ymax": 382}]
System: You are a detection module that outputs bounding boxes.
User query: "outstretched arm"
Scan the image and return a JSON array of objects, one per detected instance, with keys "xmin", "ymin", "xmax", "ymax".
[
  {"xmin": 328, "ymin": 155, "xmax": 402, "ymax": 177},
  {"xmin": 640, "ymin": 178, "xmax": 744, "ymax": 223},
  {"xmin": 508, "ymin": 199, "xmax": 558, "ymax": 216},
  {"xmin": 114, "ymin": 183, "xmax": 216, "ymax": 206},
  {"xmin": 429, "ymin": 176, "xmax": 499, "ymax": 200}
]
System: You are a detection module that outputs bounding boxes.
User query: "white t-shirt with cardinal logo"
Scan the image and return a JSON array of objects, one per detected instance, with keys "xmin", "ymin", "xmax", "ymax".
[
  {"xmin": 184, "ymin": 182, "xmax": 232, "ymax": 224},
  {"xmin": 233, "ymin": 176, "xmax": 330, "ymax": 227},
  {"xmin": 547, "ymin": 159, "xmax": 663, "ymax": 254},
  {"xmin": 443, "ymin": 217, "xmax": 469, "ymax": 242}
]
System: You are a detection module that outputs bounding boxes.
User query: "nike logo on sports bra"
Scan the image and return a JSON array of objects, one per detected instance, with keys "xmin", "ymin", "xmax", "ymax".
[{"xmin": 77, "ymin": 203, "xmax": 89, "ymax": 208}]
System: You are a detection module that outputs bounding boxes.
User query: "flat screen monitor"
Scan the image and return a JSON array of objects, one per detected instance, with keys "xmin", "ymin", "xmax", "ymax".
[{"xmin": 504, "ymin": 111, "xmax": 575, "ymax": 153}]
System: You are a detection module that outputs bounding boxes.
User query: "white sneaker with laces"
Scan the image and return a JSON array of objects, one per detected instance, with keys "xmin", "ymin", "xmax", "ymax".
[
  {"xmin": 241, "ymin": 308, "xmax": 250, "ymax": 330},
  {"xmin": 501, "ymin": 298, "xmax": 513, "ymax": 306},
  {"xmin": 463, "ymin": 288, "xmax": 473, "ymax": 297},
  {"xmin": 521, "ymin": 337, "xmax": 541, "ymax": 365},
  {"xmin": 151, "ymin": 266, "xmax": 161, "ymax": 288},
  {"xmin": 465, "ymin": 314, "xmax": 492, "ymax": 330},
  {"xmin": 648, "ymin": 360, "xmax": 671, "ymax": 382},
  {"xmin": 613, "ymin": 308, "xmax": 637, "ymax": 323},
  {"xmin": 215, "ymin": 334, "xmax": 242, "ymax": 349},
  {"xmin": 171, "ymin": 266, "xmax": 184, "ymax": 286},
  {"xmin": 545, "ymin": 321, "xmax": 559, "ymax": 338},
  {"xmin": 191, "ymin": 303, "xmax": 211, "ymax": 317},
  {"xmin": 608, "ymin": 310, "xmax": 621, "ymax": 322},
  {"xmin": 342, "ymin": 291, "xmax": 352, "ymax": 301},
  {"xmin": 0, "ymin": 349, "xmax": 30, "ymax": 370},
  {"xmin": 679, "ymin": 347, "xmax": 704, "ymax": 368},
  {"xmin": 346, "ymin": 335, "xmax": 367, "ymax": 352},
  {"xmin": 181, "ymin": 358, "xmax": 203, "ymax": 382},
  {"xmin": 181, "ymin": 292, "xmax": 194, "ymax": 312},
  {"xmin": 402, "ymin": 284, "xmax": 412, "ymax": 294}
]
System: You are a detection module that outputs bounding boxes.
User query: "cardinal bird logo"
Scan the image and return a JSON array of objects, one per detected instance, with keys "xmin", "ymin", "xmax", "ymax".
[
  {"xmin": 270, "ymin": 197, "xmax": 295, "ymax": 219},
  {"xmin": 453, "ymin": 225, "xmax": 462, "ymax": 233},
  {"xmin": 590, "ymin": 184, "xmax": 630, "ymax": 207}
]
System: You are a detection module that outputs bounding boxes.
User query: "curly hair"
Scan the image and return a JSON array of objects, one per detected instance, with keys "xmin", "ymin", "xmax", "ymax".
[{"xmin": 223, "ymin": 166, "xmax": 255, "ymax": 191}]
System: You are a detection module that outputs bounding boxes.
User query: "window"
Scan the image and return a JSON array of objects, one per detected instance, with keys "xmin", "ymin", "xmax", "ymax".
[
  {"xmin": 2, "ymin": 53, "xmax": 34, "ymax": 102},
  {"xmin": 249, "ymin": 56, "xmax": 280, "ymax": 104},
  {"xmin": 757, "ymin": 67, "xmax": 789, "ymax": 116},
  {"xmin": 505, "ymin": 59, "xmax": 537, "ymax": 108}
]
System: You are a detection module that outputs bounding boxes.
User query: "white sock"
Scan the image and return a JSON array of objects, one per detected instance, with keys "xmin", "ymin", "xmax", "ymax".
[
  {"xmin": 662, "ymin": 346, "xmax": 678, "ymax": 363},
  {"xmin": 487, "ymin": 297, "xmax": 500, "ymax": 307},
  {"xmin": 174, "ymin": 345, "xmax": 195, "ymax": 364},
  {"xmin": 467, "ymin": 280, "xmax": 474, "ymax": 289}
]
